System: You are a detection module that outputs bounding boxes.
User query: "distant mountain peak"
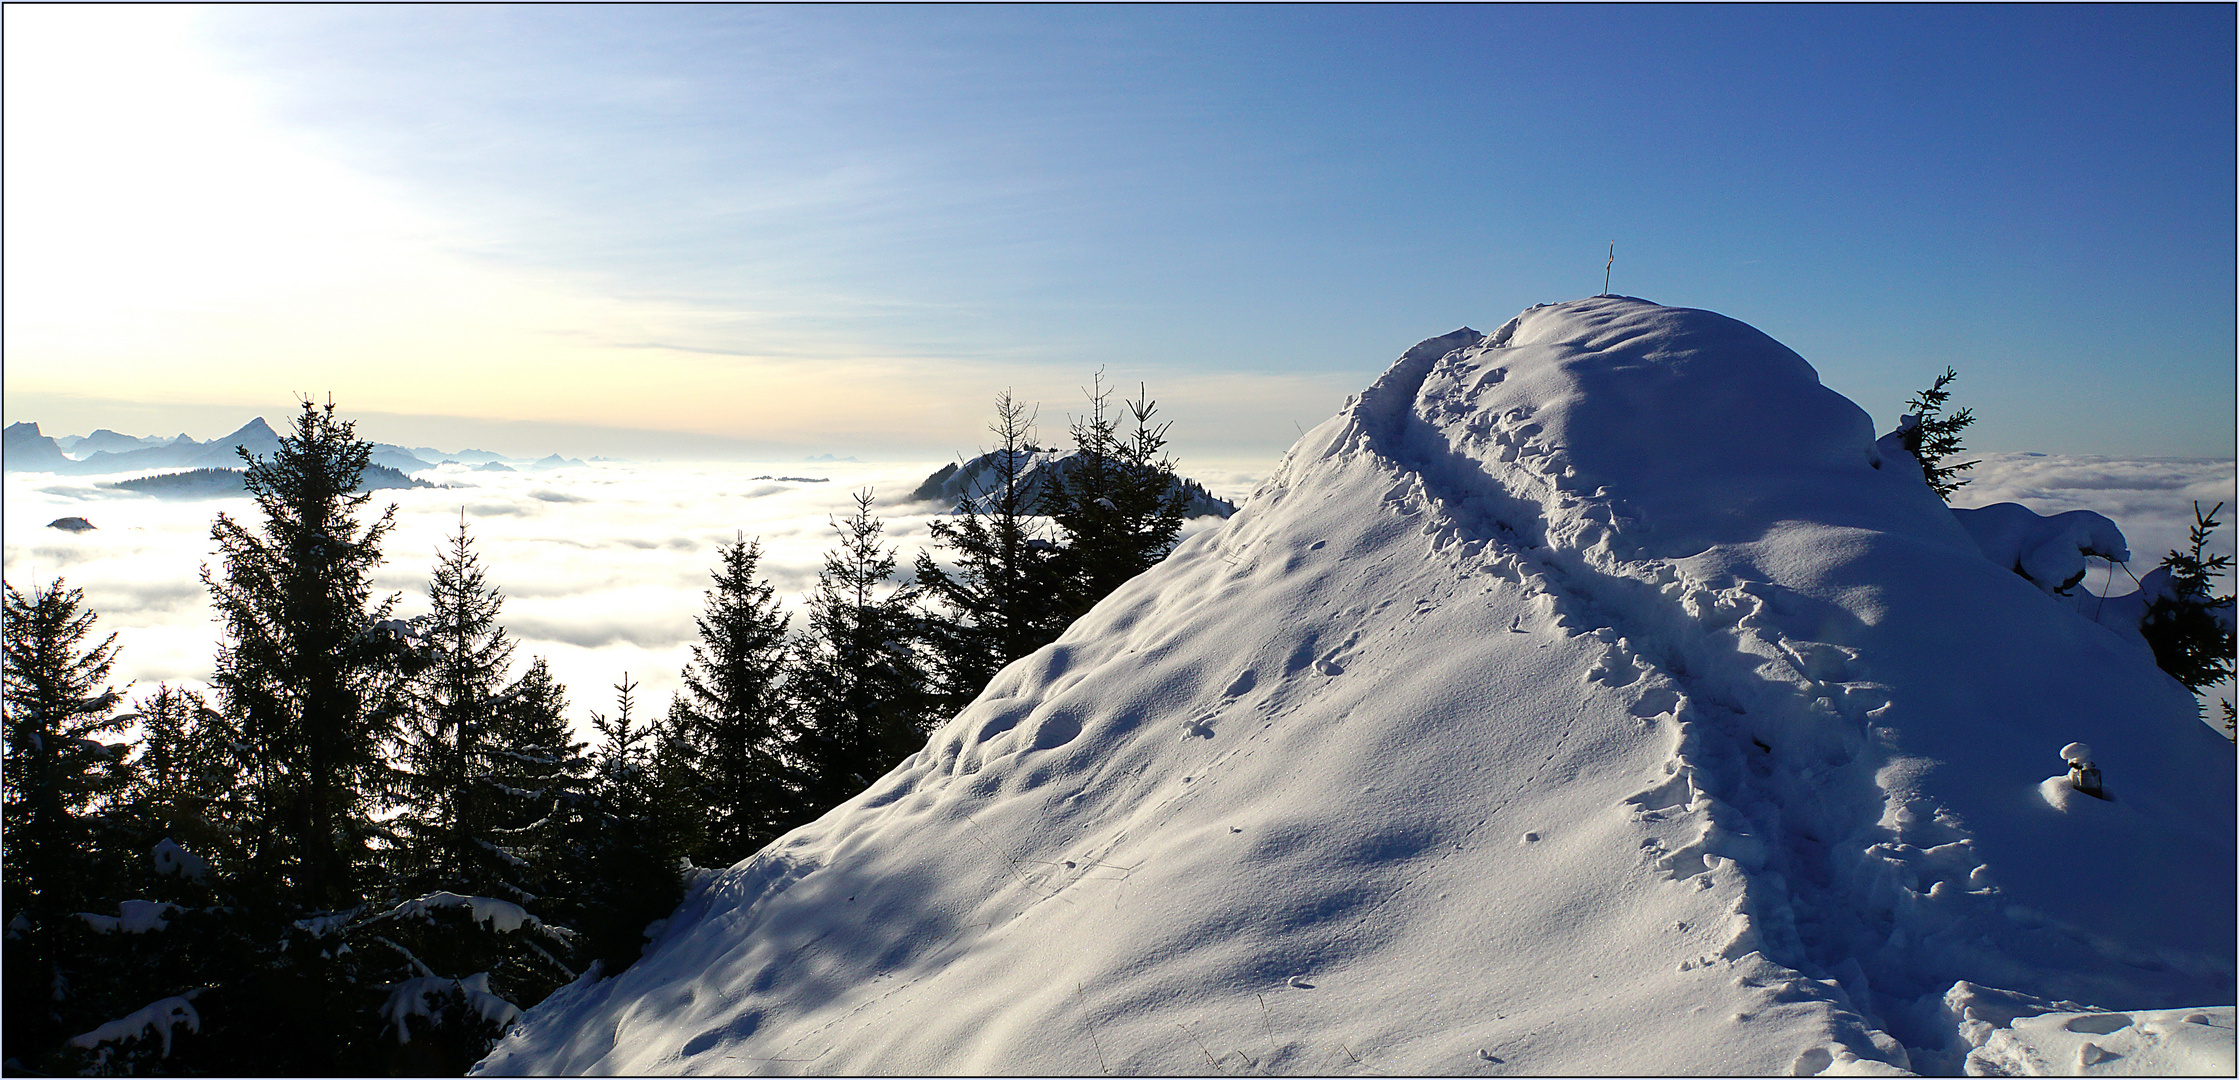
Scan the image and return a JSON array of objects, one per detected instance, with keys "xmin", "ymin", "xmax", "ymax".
[
  {"xmin": 225, "ymin": 417, "xmax": 279, "ymax": 440},
  {"xmin": 2, "ymin": 421, "xmax": 69, "ymax": 471}
]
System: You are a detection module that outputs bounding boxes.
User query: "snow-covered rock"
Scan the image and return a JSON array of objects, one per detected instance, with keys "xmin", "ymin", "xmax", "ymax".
[
  {"xmin": 479, "ymin": 297, "xmax": 2233, "ymax": 1076},
  {"xmin": 1951, "ymin": 503, "xmax": 2129, "ymax": 596}
]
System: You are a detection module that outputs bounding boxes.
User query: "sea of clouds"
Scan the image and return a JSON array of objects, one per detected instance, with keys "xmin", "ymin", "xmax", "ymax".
[
  {"xmin": 1, "ymin": 455, "xmax": 1264, "ymax": 740},
  {"xmin": 3, "ymin": 451, "xmax": 2229, "ymax": 745}
]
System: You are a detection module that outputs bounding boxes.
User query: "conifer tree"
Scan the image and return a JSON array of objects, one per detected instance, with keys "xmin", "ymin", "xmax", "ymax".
[
  {"xmin": 791, "ymin": 492, "xmax": 931, "ymax": 816},
  {"xmin": 1043, "ymin": 376, "xmax": 1191, "ymax": 625},
  {"xmin": 394, "ymin": 513, "xmax": 527, "ymax": 903},
  {"xmin": 2140, "ymin": 502, "xmax": 2237, "ymax": 709},
  {"xmin": 1108, "ymin": 384, "xmax": 1190, "ymax": 566},
  {"xmin": 377, "ymin": 517, "xmax": 586, "ymax": 1070},
  {"xmin": 1897, "ymin": 367, "xmax": 1980, "ymax": 502},
  {"xmin": 42, "ymin": 684, "xmax": 263, "ymax": 1077},
  {"xmin": 3, "ymin": 579, "xmax": 130, "ymax": 912},
  {"xmin": 2, "ymin": 579, "xmax": 131, "ymax": 1066},
  {"xmin": 194, "ymin": 399, "xmax": 423, "ymax": 1074},
  {"xmin": 116, "ymin": 683, "xmax": 244, "ymax": 891},
  {"xmin": 666, "ymin": 535, "xmax": 797, "ymax": 867},
  {"xmin": 484, "ymin": 657, "xmax": 590, "ymax": 908},
  {"xmin": 916, "ymin": 391, "xmax": 1062, "ymax": 716},
  {"xmin": 1043, "ymin": 373, "xmax": 1125, "ymax": 620},
  {"xmin": 202, "ymin": 399, "xmax": 416, "ymax": 911},
  {"xmin": 565, "ymin": 675, "xmax": 688, "ymax": 974}
]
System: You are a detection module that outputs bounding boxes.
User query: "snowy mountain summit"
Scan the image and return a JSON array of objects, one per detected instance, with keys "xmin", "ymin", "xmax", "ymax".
[{"xmin": 482, "ymin": 298, "xmax": 2233, "ymax": 1076}]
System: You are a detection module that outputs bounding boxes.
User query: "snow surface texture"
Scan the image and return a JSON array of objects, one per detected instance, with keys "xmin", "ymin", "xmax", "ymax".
[
  {"xmin": 1945, "ymin": 982, "xmax": 2235, "ymax": 1076},
  {"xmin": 480, "ymin": 298, "xmax": 2234, "ymax": 1076}
]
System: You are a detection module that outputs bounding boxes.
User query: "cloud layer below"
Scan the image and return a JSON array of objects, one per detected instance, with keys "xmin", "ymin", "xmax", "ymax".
[
  {"xmin": 2, "ymin": 456, "xmax": 1251, "ymax": 741},
  {"xmin": 5, "ymin": 451, "xmax": 2227, "ymax": 746}
]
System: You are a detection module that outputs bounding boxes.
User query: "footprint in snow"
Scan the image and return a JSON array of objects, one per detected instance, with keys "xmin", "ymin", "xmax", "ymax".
[
  {"xmin": 1288, "ymin": 976, "xmax": 1315, "ymax": 989},
  {"xmin": 1313, "ymin": 659, "xmax": 1344, "ymax": 676}
]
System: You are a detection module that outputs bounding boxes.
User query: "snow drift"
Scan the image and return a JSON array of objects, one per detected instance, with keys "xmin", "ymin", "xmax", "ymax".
[{"xmin": 481, "ymin": 297, "xmax": 2233, "ymax": 1076}]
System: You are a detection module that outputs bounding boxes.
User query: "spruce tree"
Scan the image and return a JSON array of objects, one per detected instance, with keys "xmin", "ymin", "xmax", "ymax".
[
  {"xmin": 484, "ymin": 657, "xmax": 590, "ymax": 910},
  {"xmin": 1108, "ymin": 384, "xmax": 1190, "ymax": 570},
  {"xmin": 116, "ymin": 683, "xmax": 244, "ymax": 892},
  {"xmin": 45, "ymin": 683, "xmax": 261, "ymax": 1076},
  {"xmin": 791, "ymin": 492, "xmax": 931, "ymax": 816},
  {"xmin": 565, "ymin": 675, "xmax": 688, "ymax": 974},
  {"xmin": 379, "ymin": 516, "xmax": 586, "ymax": 1070},
  {"xmin": 2, "ymin": 579, "xmax": 131, "ymax": 1067},
  {"xmin": 916, "ymin": 392, "xmax": 1062, "ymax": 718},
  {"xmin": 394, "ymin": 513, "xmax": 527, "ymax": 903},
  {"xmin": 202, "ymin": 399, "xmax": 416, "ymax": 911},
  {"xmin": 2140, "ymin": 501, "xmax": 2237, "ymax": 707},
  {"xmin": 2, "ymin": 579, "xmax": 130, "ymax": 914},
  {"xmin": 1897, "ymin": 367, "xmax": 1980, "ymax": 502},
  {"xmin": 196, "ymin": 399, "xmax": 421, "ymax": 1074},
  {"xmin": 1043, "ymin": 376, "xmax": 1190, "ymax": 626},
  {"xmin": 666, "ymin": 535, "xmax": 797, "ymax": 868}
]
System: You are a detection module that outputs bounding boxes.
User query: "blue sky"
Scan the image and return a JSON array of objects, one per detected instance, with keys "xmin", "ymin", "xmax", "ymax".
[{"xmin": 4, "ymin": 5, "xmax": 2232, "ymax": 460}]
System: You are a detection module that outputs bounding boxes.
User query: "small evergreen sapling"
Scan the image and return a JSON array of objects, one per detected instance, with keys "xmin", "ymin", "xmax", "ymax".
[
  {"xmin": 1897, "ymin": 367, "xmax": 1980, "ymax": 501},
  {"xmin": 2139, "ymin": 502, "xmax": 2236, "ymax": 719}
]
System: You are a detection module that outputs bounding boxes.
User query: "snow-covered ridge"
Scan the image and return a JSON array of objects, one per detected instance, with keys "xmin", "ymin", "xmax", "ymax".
[{"xmin": 480, "ymin": 297, "xmax": 2231, "ymax": 1076}]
